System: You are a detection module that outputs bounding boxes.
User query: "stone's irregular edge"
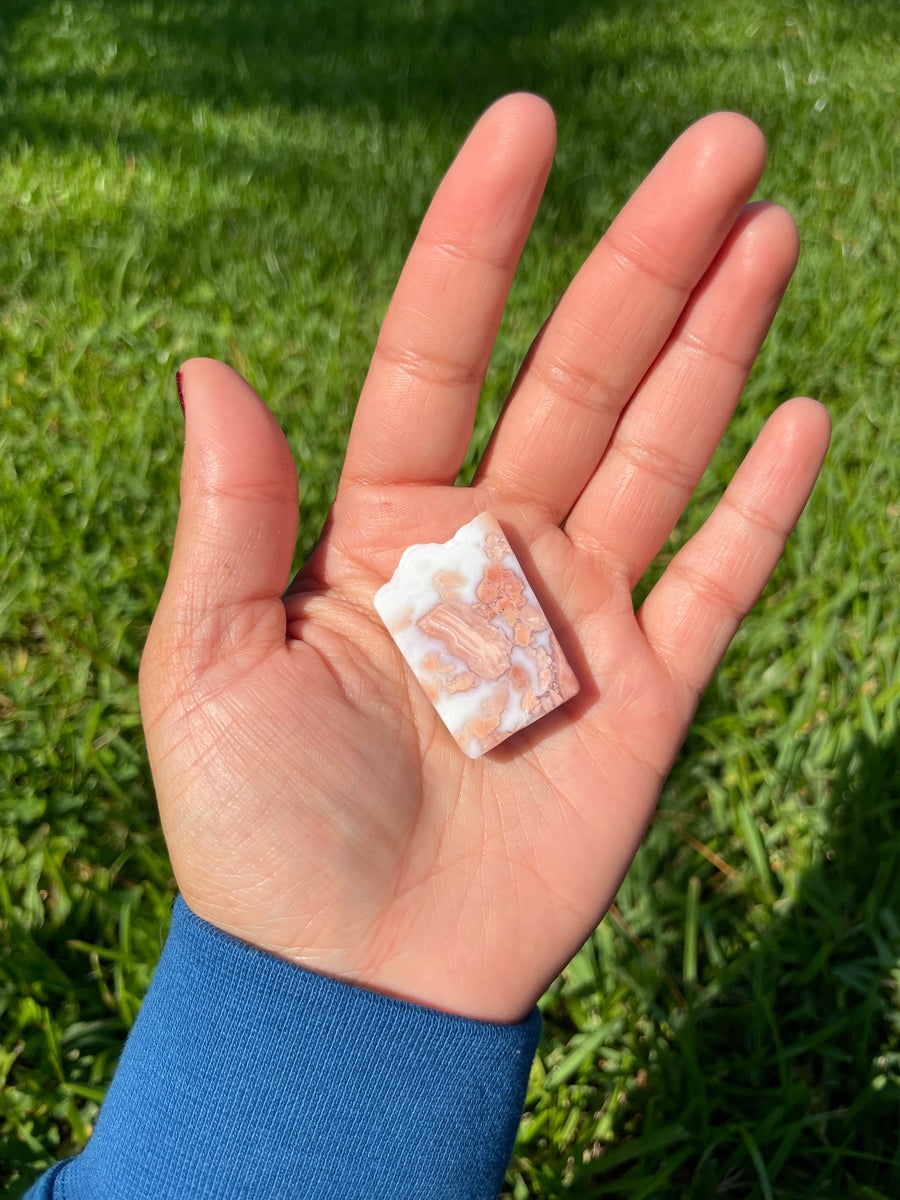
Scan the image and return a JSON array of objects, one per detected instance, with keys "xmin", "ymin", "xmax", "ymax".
[{"xmin": 374, "ymin": 512, "xmax": 579, "ymax": 758}]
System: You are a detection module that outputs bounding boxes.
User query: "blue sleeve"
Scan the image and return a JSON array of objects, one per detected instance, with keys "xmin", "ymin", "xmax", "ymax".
[{"xmin": 26, "ymin": 897, "xmax": 541, "ymax": 1200}]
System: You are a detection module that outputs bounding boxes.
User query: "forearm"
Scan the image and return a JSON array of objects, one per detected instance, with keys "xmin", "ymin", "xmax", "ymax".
[{"xmin": 27, "ymin": 898, "xmax": 540, "ymax": 1200}]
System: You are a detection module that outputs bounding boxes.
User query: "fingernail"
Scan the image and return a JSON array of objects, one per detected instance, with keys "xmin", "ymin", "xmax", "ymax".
[{"xmin": 176, "ymin": 370, "xmax": 186, "ymax": 417}]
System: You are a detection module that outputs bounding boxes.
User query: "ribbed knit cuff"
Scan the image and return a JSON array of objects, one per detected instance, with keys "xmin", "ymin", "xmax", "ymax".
[{"xmin": 33, "ymin": 897, "xmax": 540, "ymax": 1200}]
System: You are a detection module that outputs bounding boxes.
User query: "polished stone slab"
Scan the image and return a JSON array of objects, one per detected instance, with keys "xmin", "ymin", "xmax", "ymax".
[{"xmin": 375, "ymin": 513, "xmax": 579, "ymax": 757}]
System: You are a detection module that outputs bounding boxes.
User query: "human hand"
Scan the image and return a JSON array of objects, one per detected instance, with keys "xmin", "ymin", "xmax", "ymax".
[{"xmin": 140, "ymin": 95, "xmax": 829, "ymax": 1023}]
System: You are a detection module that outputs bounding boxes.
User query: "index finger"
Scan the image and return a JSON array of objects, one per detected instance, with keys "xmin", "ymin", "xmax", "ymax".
[{"xmin": 340, "ymin": 93, "xmax": 556, "ymax": 490}]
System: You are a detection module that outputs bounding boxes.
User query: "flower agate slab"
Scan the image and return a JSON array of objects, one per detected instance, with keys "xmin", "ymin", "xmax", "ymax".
[{"xmin": 374, "ymin": 513, "xmax": 579, "ymax": 758}]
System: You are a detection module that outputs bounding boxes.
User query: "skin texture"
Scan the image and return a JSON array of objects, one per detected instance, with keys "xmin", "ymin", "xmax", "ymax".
[{"xmin": 140, "ymin": 95, "xmax": 831, "ymax": 1023}]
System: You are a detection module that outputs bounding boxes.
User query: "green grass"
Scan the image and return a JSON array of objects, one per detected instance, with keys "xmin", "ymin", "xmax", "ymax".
[{"xmin": 2, "ymin": 0, "xmax": 900, "ymax": 1194}]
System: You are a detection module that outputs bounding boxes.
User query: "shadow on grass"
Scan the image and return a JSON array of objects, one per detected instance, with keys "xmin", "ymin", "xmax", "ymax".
[
  {"xmin": 6, "ymin": 0, "xmax": 898, "ymax": 273},
  {"xmin": 3, "ymin": 0, "xmax": 651, "ymax": 122},
  {"xmin": 5, "ymin": 0, "xmax": 899, "ymax": 148},
  {"xmin": 0, "ymin": 0, "xmax": 681, "ymax": 206},
  {"xmin": 572, "ymin": 730, "xmax": 900, "ymax": 1198}
]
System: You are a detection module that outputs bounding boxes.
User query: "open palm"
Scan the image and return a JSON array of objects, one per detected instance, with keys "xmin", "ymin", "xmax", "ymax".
[{"xmin": 140, "ymin": 95, "xmax": 829, "ymax": 1023}]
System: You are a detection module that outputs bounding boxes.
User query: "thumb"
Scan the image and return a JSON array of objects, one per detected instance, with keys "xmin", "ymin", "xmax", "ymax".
[{"xmin": 151, "ymin": 358, "xmax": 299, "ymax": 675}]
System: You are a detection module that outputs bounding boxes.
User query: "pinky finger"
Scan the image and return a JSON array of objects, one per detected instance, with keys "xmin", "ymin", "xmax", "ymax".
[{"xmin": 638, "ymin": 397, "xmax": 831, "ymax": 697}]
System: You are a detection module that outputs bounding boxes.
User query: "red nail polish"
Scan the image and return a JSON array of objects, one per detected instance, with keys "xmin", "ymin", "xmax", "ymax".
[{"xmin": 176, "ymin": 370, "xmax": 185, "ymax": 417}]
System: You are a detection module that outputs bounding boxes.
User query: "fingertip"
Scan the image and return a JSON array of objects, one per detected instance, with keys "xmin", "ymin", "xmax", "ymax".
[
  {"xmin": 775, "ymin": 395, "xmax": 832, "ymax": 455},
  {"xmin": 476, "ymin": 92, "xmax": 557, "ymax": 159},
  {"xmin": 675, "ymin": 111, "xmax": 767, "ymax": 183},
  {"xmin": 177, "ymin": 356, "xmax": 253, "ymax": 399},
  {"xmin": 731, "ymin": 201, "xmax": 800, "ymax": 277},
  {"xmin": 688, "ymin": 110, "xmax": 766, "ymax": 152},
  {"xmin": 484, "ymin": 91, "xmax": 556, "ymax": 125},
  {"xmin": 744, "ymin": 397, "xmax": 831, "ymax": 511},
  {"xmin": 176, "ymin": 357, "xmax": 274, "ymax": 429}
]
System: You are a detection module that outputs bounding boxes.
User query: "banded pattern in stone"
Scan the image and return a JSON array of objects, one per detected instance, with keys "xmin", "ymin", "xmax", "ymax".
[{"xmin": 374, "ymin": 513, "xmax": 579, "ymax": 758}]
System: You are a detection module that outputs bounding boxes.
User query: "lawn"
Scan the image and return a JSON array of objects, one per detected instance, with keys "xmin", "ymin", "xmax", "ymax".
[{"xmin": 2, "ymin": 0, "xmax": 900, "ymax": 1195}]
